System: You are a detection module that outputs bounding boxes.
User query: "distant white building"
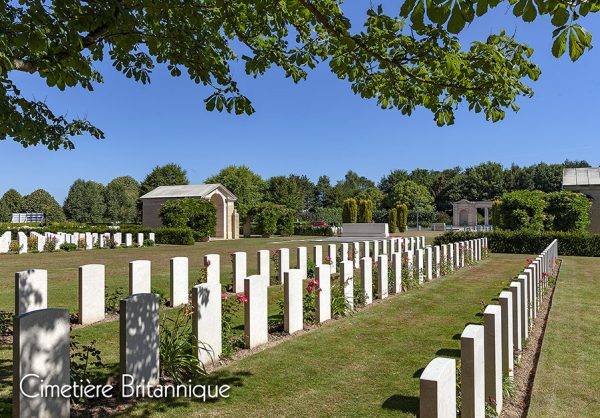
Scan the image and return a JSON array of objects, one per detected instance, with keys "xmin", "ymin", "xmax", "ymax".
[
  {"xmin": 140, "ymin": 184, "xmax": 239, "ymax": 239},
  {"xmin": 562, "ymin": 167, "xmax": 600, "ymax": 233}
]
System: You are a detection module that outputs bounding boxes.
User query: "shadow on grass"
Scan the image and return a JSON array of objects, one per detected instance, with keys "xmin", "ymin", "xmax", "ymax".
[
  {"xmin": 435, "ymin": 348, "xmax": 461, "ymax": 357},
  {"xmin": 382, "ymin": 394, "xmax": 419, "ymax": 413}
]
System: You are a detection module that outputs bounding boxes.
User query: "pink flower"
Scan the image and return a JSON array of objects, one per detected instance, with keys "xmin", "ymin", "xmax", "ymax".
[
  {"xmin": 325, "ymin": 255, "xmax": 332, "ymax": 263},
  {"xmin": 543, "ymin": 271, "xmax": 550, "ymax": 277},
  {"xmin": 236, "ymin": 293, "xmax": 249, "ymax": 304},
  {"xmin": 221, "ymin": 291, "xmax": 228, "ymax": 300},
  {"xmin": 205, "ymin": 259, "xmax": 211, "ymax": 267},
  {"xmin": 526, "ymin": 258, "xmax": 534, "ymax": 264}
]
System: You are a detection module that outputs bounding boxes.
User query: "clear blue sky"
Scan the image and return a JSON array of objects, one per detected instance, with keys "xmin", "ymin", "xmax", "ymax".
[{"xmin": 3, "ymin": 3, "xmax": 599, "ymax": 202}]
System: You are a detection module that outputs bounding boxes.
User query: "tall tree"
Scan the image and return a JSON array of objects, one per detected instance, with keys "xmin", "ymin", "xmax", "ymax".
[
  {"xmin": 315, "ymin": 175, "xmax": 336, "ymax": 208},
  {"xmin": 0, "ymin": 189, "xmax": 23, "ymax": 221},
  {"xmin": 105, "ymin": 176, "xmax": 140, "ymax": 223},
  {"xmin": 140, "ymin": 163, "xmax": 189, "ymax": 196},
  {"xmin": 22, "ymin": 189, "xmax": 66, "ymax": 222},
  {"xmin": 378, "ymin": 169, "xmax": 409, "ymax": 208},
  {"xmin": 63, "ymin": 179, "xmax": 107, "ymax": 223},
  {"xmin": 265, "ymin": 176, "xmax": 306, "ymax": 213},
  {"xmin": 1, "ymin": 1, "xmax": 546, "ymax": 150},
  {"xmin": 459, "ymin": 162, "xmax": 506, "ymax": 201},
  {"xmin": 205, "ymin": 165, "xmax": 265, "ymax": 217},
  {"xmin": 390, "ymin": 180, "xmax": 436, "ymax": 225}
]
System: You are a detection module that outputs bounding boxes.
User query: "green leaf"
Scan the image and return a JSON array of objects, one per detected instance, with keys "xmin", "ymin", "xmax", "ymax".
[
  {"xmin": 552, "ymin": 27, "xmax": 568, "ymax": 57},
  {"xmin": 447, "ymin": 3, "xmax": 466, "ymax": 33},
  {"xmin": 550, "ymin": 7, "xmax": 569, "ymax": 26},
  {"xmin": 522, "ymin": 0, "xmax": 537, "ymax": 22}
]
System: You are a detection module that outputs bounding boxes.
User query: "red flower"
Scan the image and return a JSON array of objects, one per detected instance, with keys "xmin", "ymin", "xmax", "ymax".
[
  {"xmin": 236, "ymin": 293, "xmax": 249, "ymax": 304},
  {"xmin": 306, "ymin": 279, "xmax": 320, "ymax": 294},
  {"xmin": 205, "ymin": 259, "xmax": 211, "ymax": 267},
  {"xmin": 221, "ymin": 291, "xmax": 228, "ymax": 300},
  {"xmin": 325, "ymin": 255, "xmax": 332, "ymax": 263},
  {"xmin": 526, "ymin": 258, "xmax": 534, "ymax": 264},
  {"xmin": 543, "ymin": 272, "xmax": 550, "ymax": 277}
]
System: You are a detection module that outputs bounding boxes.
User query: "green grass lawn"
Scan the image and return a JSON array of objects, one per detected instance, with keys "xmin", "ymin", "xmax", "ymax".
[
  {"xmin": 529, "ymin": 256, "xmax": 600, "ymax": 417},
  {"xmin": 99, "ymin": 252, "xmax": 524, "ymax": 417}
]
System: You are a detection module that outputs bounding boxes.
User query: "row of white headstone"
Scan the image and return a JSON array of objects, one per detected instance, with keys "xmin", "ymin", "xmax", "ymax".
[
  {"xmin": 0, "ymin": 230, "xmax": 155, "ymax": 254},
  {"xmin": 12, "ymin": 236, "xmax": 489, "ymax": 417},
  {"xmin": 419, "ymin": 239, "xmax": 558, "ymax": 418}
]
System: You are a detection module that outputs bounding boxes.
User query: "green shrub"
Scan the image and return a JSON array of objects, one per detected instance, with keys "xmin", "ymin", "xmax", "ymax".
[
  {"xmin": 389, "ymin": 208, "xmax": 397, "ymax": 232},
  {"xmin": 9, "ymin": 240, "xmax": 20, "ymax": 253},
  {"xmin": 60, "ymin": 243, "xmax": 78, "ymax": 252},
  {"xmin": 342, "ymin": 198, "xmax": 358, "ymax": 223},
  {"xmin": 160, "ymin": 307, "xmax": 205, "ymax": 382},
  {"xmin": 433, "ymin": 230, "xmax": 600, "ymax": 257},
  {"xmin": 160, "ymin": 198, "xmax": 216, "ymax": 239},
  {"xmin": 160, "ymin": 200, "xmax": 189, "ymax": 228},
  {"xmin": 293, "ymin": 223, "xmax": 334, "ymax": 236},
  {"xmin": 155, "ymin": 228, "xmax": 195, "ymax": 245},
  {"xmin": 255, "ymin": 203, "xmax": 280, "ymax": 238},
  {"xmin": 494, "ymin": 190, "xmax": 547, "ymax": 231},
  {"xmin": 546, "ymin": 191, "xmax": 591, "ymax": 232},
  {"xmin": 396, "ymin": 204, "xmax": 408, "ymax": 232},
  {"xmin": 312, "ymin": 207, "xmax": 343, "ymax": 226},
  {"xmin": 357, "ymin": 199, "xmax": 372, "ymax": 223},
  {"xmin": 106, "ymin": 287, "xmax": 126, "ymax": 314},
  {"xmin": 143, "ymin": 238, "xmax": 155, "ymax": 247},
  {"xmin": 277, "ymin": 209, "xmax": 295, "ymax": 237}
]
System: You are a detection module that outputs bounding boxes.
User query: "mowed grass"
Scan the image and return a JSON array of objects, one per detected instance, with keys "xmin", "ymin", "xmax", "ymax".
[
  {"xmin": 0, "ymin": 231, "xmax": 442, "ymax": 414},
  {"xmin": 529, "ymin": 256, "xmax": 600, "ymax": 417},
  {"xmin": 115, "ymin": 253, "xmax": 527, "ymax": 417}
]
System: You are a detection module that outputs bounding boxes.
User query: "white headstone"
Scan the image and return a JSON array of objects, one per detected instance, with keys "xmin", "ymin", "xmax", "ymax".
[
  {"xmin": 328, "ymin": 243, "xmax": 337, "ymax": 273},
  {"xmin": 129, "ymin": 260, "xmax": 151, "ymax": 294},
  {"xmin": 18, "ymin": 231, "xmax": 27, "ymax": 254},
  {"xmin": 313, "ymin": 245, "xmax": 323, "ymax": 266},
  {"xmin": 120, "ymin": 293, "xmax": 160, "ymax": 386},
  {"xmin": 86, "ymin": 232, "xmax": 94, "ymax": 250},
  {"xmin": 391, "ymin": 252, "xmax": 402, "ymax": 294},
  {"xmin": 192, "ymin": 282, "xmax": 222, "ymax": 364},
  {"xmin": 509, "ymin": 281, "xmax": 523, "ymax": 358},
  {"xmin": 340, "ymin": 260, "xmax": 354, "ymax": 310},
  {"xmin": 232, "ymin": 252, "xmax": 247, "ymax": 293},
  {"xmin": 517, "ymin": 274, "xmax": 529, "ymax": 342},
  {"xmin": 15, "ymin": 269, "xmax": 47, "ymax": 315},
  {"xmin": 113, "ymin": 232, "xmax": 122, "ymax": 247},
  {"xmin": 425, "ymin": 247, "xmax": 433, "ymax": 281},
  {"xmin": 316, "ymin": 264, "xmax": 332, "ymax": 323},
  {"xmin": 340, "ymin": 243, "xmax": 349, "ymax": 261},
  {"xmin": 204, "ymin": 254, "xmax": 220, "ymax": 284},
  {"xmin": 461, "ymin": 324, "xmax": 485, "ymax": 418},
  {"xmin": 0, "ymin": 231, "xmax": 10, "ymax": 253},
  {"xmin": 377, "ymin": 255, "xmax": 388, "ymax": 299},
  {"xmin": 13, "ymin": 308, "xmax": 70, "ymax": 418},
  {"xmin": 257, "ymin": 250, "xmax": 270, "ymax": 280},
  {"xmin": 284, "ymin": 269, "xmax": 304, "ymax": 334},
  {"xmin": 434, "ymin": 246, "xmax": 441, "ymax": 278},
  {"xmin": 360, "ymin": 257, "xmax": 373, "ymax": 305},
  {"xmin": 499, "ymin": 290, "xmax": 514, "ymax": 377},
  {"xmin": 244, "ymin": 275, "xmax": 269, "ymax": 348},
  {"xmin": 353, "ymin": 242, "xmax": 360, "ymax": 269},
  {"xmin": 137, "ymin": 233, "xmax": 144, "ymax": 246},
  {"xmin": 419, "ymin": 357, "xmax": 457, "ymax": 418},
  {"xmin": 170, "ymin": 257, "xmax": 189, "ymax": 306},
  {"xmin": 279, "ymin": 248, "xmax": 290, "ymax": 284},
  {"xmin": 79, "ymin": 264, "xmax": 105, "ymax": 325},
  {"xmin": 149, "ymin": 232, "xmax": 155, "ymax": 242},
  {"xmin": 296, "ymin": 246, "xmax": 307, "ymax": 279},
  {"xmin": 417, "ymin": 249, "xmax": 425, "ymax": 284},
  {"xmin": 124, "ymin": 233, "xmax": 132, "ymax": 247},
  {"xmin": 484, "ymin": 305, "xmax": 503, "ymax": 413}
]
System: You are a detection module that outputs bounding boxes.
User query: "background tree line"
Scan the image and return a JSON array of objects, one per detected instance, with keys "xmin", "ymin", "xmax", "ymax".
[{"xmin": 0, "ymin": 159, "xmax": 592, "ymax": 225}]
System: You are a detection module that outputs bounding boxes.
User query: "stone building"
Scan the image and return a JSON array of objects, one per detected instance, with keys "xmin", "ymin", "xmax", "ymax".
[
  {"xmin": 140, "ymin": 184, "xmax": 239, "ymax": 239},
  {"xmin": 562, "ymin": 167, "xmax": 600, "ymax": 233},
  {"xmin": 452, "ymin": 199, "xmax": 493, "ymax": 227}
]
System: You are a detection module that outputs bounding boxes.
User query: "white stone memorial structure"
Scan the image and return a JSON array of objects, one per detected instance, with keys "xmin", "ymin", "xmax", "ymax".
[
  {"xmin": 499, "ymin": 290, "xmax": 514, "ymax": 377},
  {"xmin": 419, "ymin": 357, "xmax": 457, "ymax": 418},
  {"xmin": 120, "ymin": 293, "xmax": 160, "ymax": 386},
  {"xmin": 328, "ymin": 243, "xmax": 337, "ymax": 273},
  {"xmin": 461, "ymin": 324, "xmax": 485, "ymax": 418},
  {"xmin": 0, "ymin": 231, "xmax": 11, "ymax": 253},
  {"xmin": 297, "ymin": 246, "xmax": 307, "ymax": 279},
  {"xmin": 232, "ymin": 252, "xmax": 247, "ymax": 293},
  {"xmin": 316, "ymin": 264, "xmax": 332, "ymax": 323},
  {"xmin": 257, "ymin": 249, "xmax": 270, "ymax": 279},
  {"xmin": 279, "ymin": 248, "xmax": 290, "ymax": 283},
  {"xmin": 284, "ymin": 270, "xmax": 304, "ymax": 334},
  {"xmin": 15, "ymin": 269, "xmax": 47, "ymax": 315},
  {"xmin": 205, "ymin": 254, "xmax": 221, "ymax": 284},
  {"xmin": 509, "ymin": 281, "xmax": 523, "ymax": 357},
  {"xmin": 125, "ymin": 233, "xmax": 132, "ymax": 247},
  {"xmin": 517, "ymin": 274, "xmax": 529, "ymax": 342},
  {"xmin": 113, "ymin": 232, "xmax": 122, "ymax": 246},
  {"xmin": 170, "ymin": 257, "xmax": 189, "ymax": 306},
  {"xmin": 192, "ymin": 282, "xmax": 222, "ymax": 364},
  {"xmin": 13, "ymin": 308, "xmax": 70, "ymax": 418},
  {"xmin": 313, "ymin": 245, "xmax": 323, "ymax": 266},
  {"xmin": 18, "ymin": 231, "xmax": 27, "ymax": 254},
  {"xmin": 425, "ymin": 247, "xmax": 433, "ymax": 281},
  {"xmin": 137, "ymin": 232, "xmax": 144, "ymax": 246},
  {"xmin": 434, "ymin": 246, "xmax": 441, "ymax": 278},
  {"xmin": 377, "ymin": 255, "xmax": 389, "ymax": 299},
  {"xmin": 417, "ymin": 249, "xmax": 425, "ymax": 284},
  {"xmin": 79, "ymin": 264, "xmax": 105, "ymax": 325},
  {"xmin": 360, "ymin": 257, "xmax": 373, "ymax": 305},
  {"xmin": 340, "ymin": 260, "xmax": 354, "ymax": 310},
  {"xmin": 129, "ymin": 260, "xmax": 151, "ymax": 294},
  {"xmin": 244, "ymin": 275, "xmax": 269, "ymax": 348},
  {"xmin": 391, "ymin": 252, "xmax": 402, "ymax": 293},
  {"xmin": 340, "ymin": 243, "xmax": 349, "ymax": 261},
  {"xmin": 353, "ymin": 242, "xmax": 360, "ymax": 269},
  {"xmin": 484, "ymin": 305, "xmax": 503, "ymax": 413}
]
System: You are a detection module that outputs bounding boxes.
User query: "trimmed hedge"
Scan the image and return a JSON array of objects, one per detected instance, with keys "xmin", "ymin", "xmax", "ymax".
[
  {"xmin": 155, "ymin": 228, "xmax": 195, "ymax": 245},
  {"xmin": 433, "ymin": 230, "xmax": 600, "ymax": 257}
]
